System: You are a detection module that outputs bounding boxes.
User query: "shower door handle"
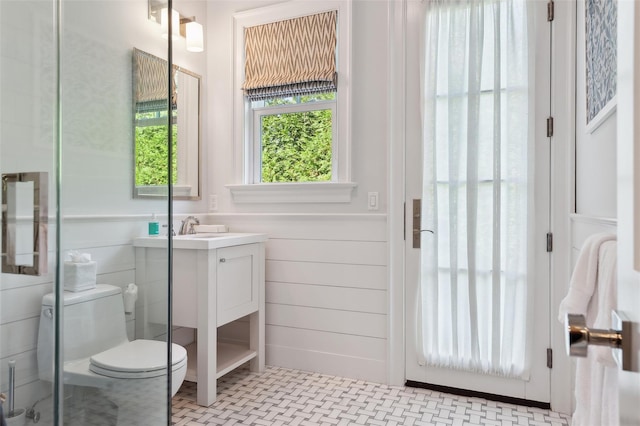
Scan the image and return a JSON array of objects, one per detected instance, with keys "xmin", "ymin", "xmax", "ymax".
[
  {"xmin": 1, "ymin": 172, "xmax": 48, "ymax": 276},
  {"xmin": 565, "ymin": 310, "xmax": 636, "ymax": 371}
]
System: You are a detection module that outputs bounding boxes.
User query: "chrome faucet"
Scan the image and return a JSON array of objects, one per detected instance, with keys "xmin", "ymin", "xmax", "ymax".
[{"xmin": 178, "ymin": 216, "xmax": 200, "ymax": 235}]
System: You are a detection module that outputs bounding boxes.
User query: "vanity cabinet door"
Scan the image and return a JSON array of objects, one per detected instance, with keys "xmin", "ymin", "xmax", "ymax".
[{"xmin": 216, "ymin": 244, "xmax": 260, "ymax": 326}]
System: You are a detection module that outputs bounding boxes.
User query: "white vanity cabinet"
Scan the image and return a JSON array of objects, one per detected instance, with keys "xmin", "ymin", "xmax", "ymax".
[{"xmin": 134, "ymin": 233, "xmax": 267, "ymax": 406}]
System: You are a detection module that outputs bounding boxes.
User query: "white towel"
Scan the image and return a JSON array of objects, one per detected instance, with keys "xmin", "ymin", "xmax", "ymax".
[
  {"xmin": 592, "ymin": 241, "xmax": 618, "ymax": 367},
  {"xmin": 558, "ymin": 233, "xmax": 618, "ymax": 426},
  {"xmin": 558, "ymin": 233, "xmax": 616, "ymax": 323}
]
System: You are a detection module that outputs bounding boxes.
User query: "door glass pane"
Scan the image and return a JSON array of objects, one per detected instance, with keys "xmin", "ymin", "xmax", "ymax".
[
  {"xmin": 418, "ymin": 0, "xmax": 531, "ymax": 378},
  {"xmin": 1, "ymin": 0, "xmax": 175, "ymax": 424},
  {"xmin": 1, "ymin": 0, "xmax": 58, "ymax": 424},
  {"xmin": 60, "ymin": 0, "xmax": 170, "ymax": 424}
]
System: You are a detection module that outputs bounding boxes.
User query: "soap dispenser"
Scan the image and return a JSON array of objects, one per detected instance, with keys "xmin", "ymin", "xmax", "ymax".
[{"xmin": 148, "ymin": 214, "xmax": 160, "ymax": 236}]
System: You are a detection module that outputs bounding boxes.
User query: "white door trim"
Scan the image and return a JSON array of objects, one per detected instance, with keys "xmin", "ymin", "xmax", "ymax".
[
  {"xmin": 387, "ymin": 0, "xmax": 408, "ymax": 387},
  {"xmin": 548, "ymin": 0, "xmax": 576, "ymax": 415},
  {"xmin": 617, "ymin": 2, "xmax": 640, "ymax": 423}
]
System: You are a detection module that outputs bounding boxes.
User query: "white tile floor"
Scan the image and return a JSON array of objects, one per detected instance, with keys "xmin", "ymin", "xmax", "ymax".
[{"xmin": 171, "ymin": 366, "xmax": 570, "ymax": 426}]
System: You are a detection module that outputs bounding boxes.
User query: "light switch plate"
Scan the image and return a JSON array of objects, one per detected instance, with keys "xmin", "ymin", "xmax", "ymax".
[
  {"xmin": 209, "ymin": 194, "xmax": 218, "ymax": 212},
  {"xmin": 368, "ymin": 192, "xmax": 379, "ymax": 210}
]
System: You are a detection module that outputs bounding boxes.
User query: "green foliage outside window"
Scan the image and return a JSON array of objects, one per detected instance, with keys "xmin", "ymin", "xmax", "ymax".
[
  {"xmin": 260, "ymin": 93, "xmax": 334, "ymax": 183},
  {"xmin": 135, "ymin": 124, "xmax": 178, "ymax": 186}
]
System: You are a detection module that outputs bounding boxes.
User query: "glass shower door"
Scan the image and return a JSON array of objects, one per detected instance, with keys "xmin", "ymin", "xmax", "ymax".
[
  {"xmin": 59, "ymin": 0, "xmax": 172, "ymax": 424},
  {"xmin": 1, "ymin": 0, "xmax": 174, "ymax": 424},
  {"xmin": 1, "ymin": 0, "xmax": 59, "ymax": 424}
]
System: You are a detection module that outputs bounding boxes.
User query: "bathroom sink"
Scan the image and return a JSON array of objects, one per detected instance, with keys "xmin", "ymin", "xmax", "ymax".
[
  {"xmin": 174, "ymin": 233, "xmax": 225, "ymax": 239},
  {"xmin": 134, "ymin": 232, "xmax": 268, "ymax": 250}
]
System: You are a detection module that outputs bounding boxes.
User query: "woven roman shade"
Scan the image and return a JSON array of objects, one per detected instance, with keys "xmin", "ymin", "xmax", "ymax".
[
  {"xmin": 133, "ymin": 49, "xmax": 177, "ymax": 108},
  {"xmin": 242, "ymin": 11, "xmax": 337, "ymax": 101}
]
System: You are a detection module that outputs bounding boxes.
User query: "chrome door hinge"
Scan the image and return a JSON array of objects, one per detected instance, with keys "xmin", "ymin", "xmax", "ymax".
[
  {"xmin": 547, "ymin": 0, "xmax": 554, "ymax": 22},
  {"xmin": 547, "ymin": 348, "xmax": 553, "ymax": 368},
  {"xmin": 546, "ymin": 233, "xmax": 553, "ymax": 252},
  {"xmin": 546, "ymin": 116, "xmax": 554, "ymax": 137}
]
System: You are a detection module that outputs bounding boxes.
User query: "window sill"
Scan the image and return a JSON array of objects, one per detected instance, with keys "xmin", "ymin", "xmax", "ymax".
[
  {"xmin": 134, "ymin": 185, "xmax": 193, "ymax": 198},
  {"xmin": 226, "ymin": 182, "xmax": 357, "ymax": 203}
]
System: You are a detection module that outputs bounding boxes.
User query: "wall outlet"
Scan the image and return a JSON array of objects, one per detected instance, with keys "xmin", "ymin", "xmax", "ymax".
[
  {"xmin": 368, "ymin": 192, "xmax": 379, "ymax": 211},
  {"xmin": 209, "ymin": 194, "xmax": 218, "ymax": 212}
]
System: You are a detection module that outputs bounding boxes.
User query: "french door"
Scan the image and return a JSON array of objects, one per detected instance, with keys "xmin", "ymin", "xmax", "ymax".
[{"xmin": 404, "ymin": 0, "xmax": 552, "ymax": 402}]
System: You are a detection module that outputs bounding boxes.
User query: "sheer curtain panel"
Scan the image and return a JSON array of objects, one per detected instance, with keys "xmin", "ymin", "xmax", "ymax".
[{"xmin": 417, "ymin": 0, "xmax": 534, "ymax": 379}]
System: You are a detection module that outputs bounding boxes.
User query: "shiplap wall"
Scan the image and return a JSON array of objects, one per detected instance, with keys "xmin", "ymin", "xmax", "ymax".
[
  {"xmin": 0, "ymin": 217, "xmax": 152, "ymax": 414},
  {"xmin": 0, "ymin": 0, "xmax": 207, "ymax": 412},
  {"xmin": 1, "ymin": 0, "xmax": 392, "ymax": 416},
  {"xmin": 1, "ymin": 212, "xmax": 389, "ymax": 407},
  {"xmin": 213, "ymin": 214, "xmax": 388, "ymax": 383},
  {"xmin": 205, "ymin": 0, "xmax": 392, "ymax": 384}
]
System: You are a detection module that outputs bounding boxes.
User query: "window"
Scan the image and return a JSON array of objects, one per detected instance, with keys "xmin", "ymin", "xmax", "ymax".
[
  {"xmin": 252, "ymin": 93, "xmax": 336, "ymax": 183},
  {"xmin": 230, "ymin": 1, "xmax": 355, "ymax": 203}
]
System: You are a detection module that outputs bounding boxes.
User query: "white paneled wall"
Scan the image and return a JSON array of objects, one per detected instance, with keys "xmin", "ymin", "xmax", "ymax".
[
  {"xmin": 1, "ymin": 0, "xmax": 392, "ymax": 416},
  {"xmin": 0, "ymin": 217, "xmax": 152, "ymax": 411},
  {"xmin": 1, "ymin": 0, "xmax": 206, "ymax": 411},
  {"xmin": 213, "ymin": 214, "xmax": 388, "ymax": 383},
  {"xmin": 204, "ymin": 0, "xmax": 391, "ymax": 382},
  {"xmin": 1, "ymin": 213, "xmax": 390, "ymax": 405}
]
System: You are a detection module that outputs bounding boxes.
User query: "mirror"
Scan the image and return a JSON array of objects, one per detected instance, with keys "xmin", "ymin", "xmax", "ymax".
[{"xmin": 132, "ymin": 48, "xmax": 201, "ymax": 200}]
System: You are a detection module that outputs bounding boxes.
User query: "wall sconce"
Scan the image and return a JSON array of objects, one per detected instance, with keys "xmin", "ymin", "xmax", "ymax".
[
  {"xmin": 160, "ymin": 8, "xmax": 180, "ymax": 40},
  {"xmin": 149, "ymin": 1, "xmax": 204, "ymax": 53},
  {"xmin": 184, "ymin": 20, "xmax": 204, "ymax": 53}
]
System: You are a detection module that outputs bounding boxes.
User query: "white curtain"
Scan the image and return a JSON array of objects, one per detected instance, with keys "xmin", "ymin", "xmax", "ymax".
[{"xmin": 417, "ymin": 0, "xmax": 533, "ymax": 379}]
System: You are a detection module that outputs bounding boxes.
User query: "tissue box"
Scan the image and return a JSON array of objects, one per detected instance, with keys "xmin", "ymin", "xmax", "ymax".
[{"xmin": 64, "ymin": 261, "xmax": 97, "ymax": 292}]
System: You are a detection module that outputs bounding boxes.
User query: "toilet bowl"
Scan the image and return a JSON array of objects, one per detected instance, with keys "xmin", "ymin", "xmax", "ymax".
[{"xmin": 37, "ymin": 285, "xmax": 187, "ymax": 421}]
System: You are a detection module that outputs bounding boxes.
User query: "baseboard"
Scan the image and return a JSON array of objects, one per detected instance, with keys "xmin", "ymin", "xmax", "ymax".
[{"xmin": 266, "ymin": 344, "xmax": 386, "ymax": 384}]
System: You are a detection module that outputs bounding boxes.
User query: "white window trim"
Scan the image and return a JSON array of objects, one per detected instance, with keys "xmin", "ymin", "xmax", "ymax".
[
  {"xmin": 226, "ymin": 182, "xmax": 356, "ymax": 203},
  {"xmin": 134, "ymin": 184, "xmax": 193, "ymax": 198},
  {"xmin": 231, "ymin": 0, "xmax": 355, "ymax": 204}
]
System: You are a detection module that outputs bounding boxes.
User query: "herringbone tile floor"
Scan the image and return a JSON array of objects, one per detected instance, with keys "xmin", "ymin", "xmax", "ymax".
[{"xmin": 171, "ymin": 366, "xmax": 570, "ymax": 426}]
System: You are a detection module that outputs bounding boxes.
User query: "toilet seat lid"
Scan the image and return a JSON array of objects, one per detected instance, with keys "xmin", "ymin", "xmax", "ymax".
[{"xmin": 90, "ymin": 340, "xmax": 187, "ymax": 378}]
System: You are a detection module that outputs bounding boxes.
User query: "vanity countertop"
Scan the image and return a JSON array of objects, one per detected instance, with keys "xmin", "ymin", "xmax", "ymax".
[{"xmin": 134, "ymin": 232, "xmax": 268, "ymax": 250}]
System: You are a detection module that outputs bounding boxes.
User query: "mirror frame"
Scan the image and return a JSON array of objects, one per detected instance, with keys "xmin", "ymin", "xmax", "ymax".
[{"xmin": 132, "ymin": 48, "xmax": 202, "ymax": 201}]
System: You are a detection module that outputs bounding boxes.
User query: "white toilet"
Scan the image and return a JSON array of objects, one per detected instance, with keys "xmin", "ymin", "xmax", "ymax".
[{"xmin": 37, "ymin": 284, "xmax": 187, "ymax": 422}]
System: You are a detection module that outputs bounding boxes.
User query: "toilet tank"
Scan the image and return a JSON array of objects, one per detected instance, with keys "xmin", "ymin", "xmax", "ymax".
[{"xmin": 37, "ymin": 285, "xmax": 129, "ymax": 382}]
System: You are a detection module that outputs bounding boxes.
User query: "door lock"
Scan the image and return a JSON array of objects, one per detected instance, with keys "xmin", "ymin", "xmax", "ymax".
[{"xmin": 412, "ymin": 199, "xmax": 434, "ymax": 249}]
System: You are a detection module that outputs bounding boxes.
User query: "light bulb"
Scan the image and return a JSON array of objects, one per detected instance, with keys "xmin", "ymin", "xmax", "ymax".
[
  {"xmin": 186, "ymin": 21, "xmax": 204, "ymax": 52},
  {"xmin": 161, "ymin": 8, "xmax": 180, "ymax": 40}
]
